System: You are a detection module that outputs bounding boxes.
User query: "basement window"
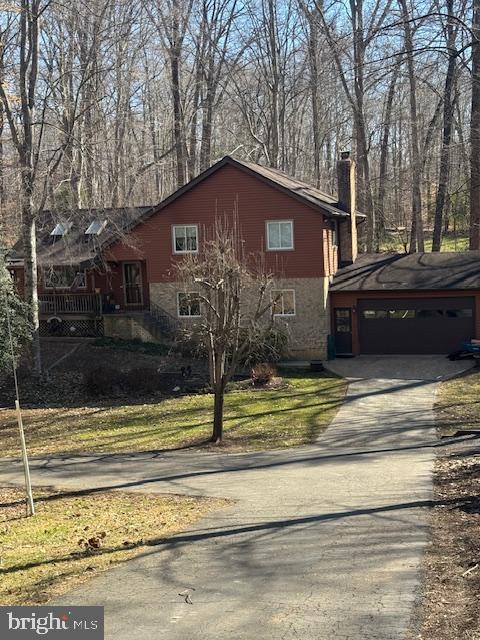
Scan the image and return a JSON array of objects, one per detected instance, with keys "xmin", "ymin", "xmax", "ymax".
[
  {"xmin": 272, "ymin": 289, "xmax": 296, "ymax": 316},
  {"xmin": 177, "ymin": 292, "xmax": 201, "ymax": 317}
]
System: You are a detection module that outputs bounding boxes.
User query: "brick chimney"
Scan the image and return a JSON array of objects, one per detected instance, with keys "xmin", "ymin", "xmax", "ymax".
[{"xmin": 337, "ymin": 151, "xmax": 358, "ymax": 265}]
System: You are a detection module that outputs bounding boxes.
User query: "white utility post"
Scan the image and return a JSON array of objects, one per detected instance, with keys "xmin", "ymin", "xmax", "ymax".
[{"xmin": 5, "ymin": 295, "xmax": 35, "ymax": 516}]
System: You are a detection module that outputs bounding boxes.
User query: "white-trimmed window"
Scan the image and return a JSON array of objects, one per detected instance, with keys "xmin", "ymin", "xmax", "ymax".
[
  {"xmin": 266, "ymin": 220, "xmax": 294, "ymax": 250},
  {"xmin": 272, "ymin": 289, "xmax": 296, "ymax": 316},
  {"xmin": 172, "ymin": 225, "xmax": 198, "ymax": 253},
  {"xmin": 177, "ymin": 292, "xmax": 201, "ymax": 317},
  {"xmin": 44, "ymin": 266, "xmax": 86, "ymax": 290}
]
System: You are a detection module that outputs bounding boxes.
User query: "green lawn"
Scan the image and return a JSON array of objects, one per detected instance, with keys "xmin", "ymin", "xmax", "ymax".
[
  {"xmin": 435, "ymin": 369, "xmax": 480, "ymax": 436},
  {"xmin": 0, "ymin": 370, "xmax": 346, "ymax": 456},
  {"xmin": 0, "ymin": 486, "xmax": 226, "ymax": 605},
  {"xmin": 381, "ymin": 232, "xmax": 469, "ymax": 253}
]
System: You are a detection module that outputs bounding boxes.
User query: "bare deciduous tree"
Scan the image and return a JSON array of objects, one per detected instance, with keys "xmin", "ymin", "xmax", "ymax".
[{"xmin": 174, "ymin": 218, "xmax": 282, "ymax": 443}]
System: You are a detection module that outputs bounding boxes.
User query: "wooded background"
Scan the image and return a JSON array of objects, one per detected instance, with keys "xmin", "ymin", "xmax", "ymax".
[{"xmin": 0, "ymin": 0, "xmax": 479, "ymax": 253}]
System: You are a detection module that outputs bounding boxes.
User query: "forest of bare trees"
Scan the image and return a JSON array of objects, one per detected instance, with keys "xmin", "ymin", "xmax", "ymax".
[{"xmin": 0, "ymin": 0, "xmax": 478, "ymax": 254}]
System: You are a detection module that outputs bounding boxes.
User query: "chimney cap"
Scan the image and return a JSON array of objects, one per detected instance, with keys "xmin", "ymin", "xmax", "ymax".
[{"xmin": 340, "ymin": 150, "xmax": 351, "ymax": 160}]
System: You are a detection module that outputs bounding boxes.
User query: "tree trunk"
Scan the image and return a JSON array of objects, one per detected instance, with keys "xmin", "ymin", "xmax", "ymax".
[
  {"xmin": 471, "ymin": 0, "xmax": 480, "ymax": 249},
  {"xmin": 212, "ymin": 380, "xmax": 225, "ymax": 443},
  {"xmin": 377, "ymin": 63, "xmax": 399, "ymax": 249},
  {"xmin": 399, "ymin": 0, "xmax": 424, "ymax": 253},
  {"xmin": 21, "ymin": 168, "xmax": 41, "ymax": 375},
  {"xmin": 171, "ymin": 31, "xmax": 187, "ymax": 187},
  {"xmin": 432, "ymin": 1, "xmax": 457, "ymax": 252}
]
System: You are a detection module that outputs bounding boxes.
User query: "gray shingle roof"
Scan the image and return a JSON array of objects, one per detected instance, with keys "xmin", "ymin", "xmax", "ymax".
[
  {"xmin": 8, "ymin": 206, "xmax": 152, "ymax": 266},
  {"xmin": 330, "ymin": 252, "xmax": 480, "ymax": 291}
]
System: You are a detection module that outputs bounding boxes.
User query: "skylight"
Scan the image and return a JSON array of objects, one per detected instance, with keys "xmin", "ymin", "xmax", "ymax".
[
  {"xmin": 85, "ymin": 220, "xmax": 107, "ymax": 235},
  {"xmin": 50, "ymin": 222, "xmax": 72, "ymax": 236}
]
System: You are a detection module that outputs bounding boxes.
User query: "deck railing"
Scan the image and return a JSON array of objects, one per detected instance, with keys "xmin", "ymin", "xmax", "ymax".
[{"xmin": 39, "ymin": 293, "xmax": 102, "ymax": 316}]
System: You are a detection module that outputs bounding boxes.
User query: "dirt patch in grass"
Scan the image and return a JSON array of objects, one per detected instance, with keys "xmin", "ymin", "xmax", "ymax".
[
  {"xmin": 0, "ymin": 369, "xmax": 346, "ymax": 456},
  {"xmin": 408, "ymin": 441, "xmax": 480, "ymax": 639},
  {"xmin": 0, "ymin": 486, "xmax": 228, "ymax": 605}
]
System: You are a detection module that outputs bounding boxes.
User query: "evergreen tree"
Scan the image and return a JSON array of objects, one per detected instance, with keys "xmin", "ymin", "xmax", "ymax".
[{"xmin": 0, "ymin": 254, "xmax": 31, "ymax": 373}]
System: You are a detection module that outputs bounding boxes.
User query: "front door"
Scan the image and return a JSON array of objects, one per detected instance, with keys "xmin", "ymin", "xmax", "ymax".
[
  {"xmin": 334, "ymin": 308, "xmax": 353, "ymax": 355},
  {"xmin": 123, "ymin": 262, "xmax": 143, "ymax": 306}
]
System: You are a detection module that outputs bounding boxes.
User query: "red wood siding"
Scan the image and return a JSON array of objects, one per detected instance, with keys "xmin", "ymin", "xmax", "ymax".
[
  {"xmin": 331, "ymin": 289, "xmax": 480, "ymax": 354},
  {"xmin": 106, "ymin": 164, "xmax": 331, "ymax": 280}
]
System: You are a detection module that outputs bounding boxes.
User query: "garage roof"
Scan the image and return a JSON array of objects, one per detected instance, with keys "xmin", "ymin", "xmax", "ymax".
[{"xmin": 331, "ymin": 252, "xmax": 480, "ymax": 291}]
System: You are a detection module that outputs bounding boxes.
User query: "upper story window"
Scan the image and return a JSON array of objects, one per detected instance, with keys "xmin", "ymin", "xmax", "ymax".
[
  {"xmin": 173, "ymin": 224, "xmax": 198, "ymax": 254},
  {"xmin": 266, "ymin": 220, "xmax": 294, "ymax": 250},
  {"xmin": 272, "ymin": 289, "xmax": 296, "ymax": 316},
  {"xmin": 177, "ymin": 292, "xmax": 201, "ymax": 317}
]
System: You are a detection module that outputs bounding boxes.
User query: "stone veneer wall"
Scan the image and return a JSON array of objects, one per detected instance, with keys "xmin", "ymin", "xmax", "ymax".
[
  {"xmin": 149, "ymin": 277, "xmax": 331, "ymax": 360},
  {"xmin": 103, "ymin": 314, "xmax": 159, "ymax": 343}
]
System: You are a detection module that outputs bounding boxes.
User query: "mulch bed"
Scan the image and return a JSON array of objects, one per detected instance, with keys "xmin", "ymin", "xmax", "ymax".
[{"xmin": 409, "ymin": 438, "xmax": 480, "ymax": 639}]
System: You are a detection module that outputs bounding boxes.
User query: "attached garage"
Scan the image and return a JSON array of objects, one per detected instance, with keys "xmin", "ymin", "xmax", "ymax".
[
  {"xmin": 358, "ymin": 297, "xmax": 474, "ymax": 354},
  {"xmin": 330, "ymin": 252, "xmax": 480, "ymax": 356}
]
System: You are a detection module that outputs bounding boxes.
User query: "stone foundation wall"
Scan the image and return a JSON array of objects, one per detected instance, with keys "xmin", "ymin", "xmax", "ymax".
[
  {"xmin": 103, "ymin": 314, "xmax": 159, "ymax": 343},
  {"xmin": 149, "ymin": 277, "xmax": 331, "ymax": 360}
]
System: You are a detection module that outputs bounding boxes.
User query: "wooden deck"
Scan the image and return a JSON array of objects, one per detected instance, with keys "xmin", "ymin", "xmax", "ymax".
[{"xmin": 39, "ymin": 293, "xmax": 102, "ymax": 316}]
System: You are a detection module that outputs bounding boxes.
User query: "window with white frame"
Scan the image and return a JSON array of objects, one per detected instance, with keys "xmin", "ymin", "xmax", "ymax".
[
  {"xmin": 177, "ymin": 292, "xmax": 201, "ymax": 317},
  {"xmin": 272, "ymin": 289, "xmax": 296, "ymax": 316},
  {"xmin": 44, "ymin": 266, "xmax": 86, "ymax": 290},
  {"xmin": 173, "ymin": 225, "xmax": 198, "ymax": 253},
  {"xmin": 266, "ymin": 221, "xmax": 293, "ymax": 250}
]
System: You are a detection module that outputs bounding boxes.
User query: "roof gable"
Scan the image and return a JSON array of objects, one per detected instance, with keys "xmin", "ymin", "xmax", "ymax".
[{"xmin": 117, "ymin": 156, "xmax": 358, "ymax": 233}]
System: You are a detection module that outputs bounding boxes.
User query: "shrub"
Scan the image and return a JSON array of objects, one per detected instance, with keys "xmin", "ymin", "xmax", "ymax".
[
  {"xmin": 241, "ymin": 324, "xmax": 289, "ymax": 367},
  {"xmin": 172, "ymin": 330, "xmax": 208, "ymax": 359},
  {"xmin": 122, "ymin": 367, "xmax": 160, "ymax": 394},
  {"xmin": 84, "ymin": 366, "xmax": 124, "ymax": 396},
  {"xmin": 251, "ymin": 362, "xmax": 277, "ymax": 386},
  {"xmin": 172, "ymin": 322, "xmax": 288, "ymax": 369}
]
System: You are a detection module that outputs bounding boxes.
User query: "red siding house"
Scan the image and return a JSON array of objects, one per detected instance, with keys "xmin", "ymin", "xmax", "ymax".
[{"xmin": 8, "ymin": 153, "xmax": 480, "ymax": 358}]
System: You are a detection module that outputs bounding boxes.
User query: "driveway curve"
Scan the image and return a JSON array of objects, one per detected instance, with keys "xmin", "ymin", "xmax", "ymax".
[{"xmin": 0, "ymin": 356, "xmax": 472, "ymax": 639}]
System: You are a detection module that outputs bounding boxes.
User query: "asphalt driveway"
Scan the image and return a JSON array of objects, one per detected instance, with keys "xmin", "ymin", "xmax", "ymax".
[{"xmin": 0, "ymin": 356, "xmax": 472, "ymax": 639}]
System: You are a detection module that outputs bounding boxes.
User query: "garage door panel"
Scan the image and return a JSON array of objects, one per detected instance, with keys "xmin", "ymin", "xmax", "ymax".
[{"xmin": 358, "ymin": 297, "xmax": 475, "ymax": 354}]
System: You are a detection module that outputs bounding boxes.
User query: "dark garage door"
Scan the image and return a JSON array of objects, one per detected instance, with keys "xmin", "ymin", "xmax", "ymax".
[{"xmin": 358, "ymin": 297, "xmax": 475, "ymax": 354}]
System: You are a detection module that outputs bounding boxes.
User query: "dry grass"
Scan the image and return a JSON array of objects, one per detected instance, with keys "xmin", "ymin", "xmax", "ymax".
[
  {"xmin": 408, "ymin": 374, "xmax": 480, "ymax": 639},
  {"xmin": 435, "ymin": 369, "xmax": 480, "ymax": 437},
  {"xmin": 381, "ymin": 231, "xmax": 469, "ymax": 253},
  {"xmin": 0, "ymin": 370, "xmax": 346, "ymax": 456},
  {"xmin": 0, "ymin": 486, "xmax": 228, "ymax": 605}
]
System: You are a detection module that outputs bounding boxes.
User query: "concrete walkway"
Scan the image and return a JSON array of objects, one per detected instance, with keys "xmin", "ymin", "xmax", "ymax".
[{"xmin": 0, "ymin": 356, "xmax": 472, "ymax": 639}]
